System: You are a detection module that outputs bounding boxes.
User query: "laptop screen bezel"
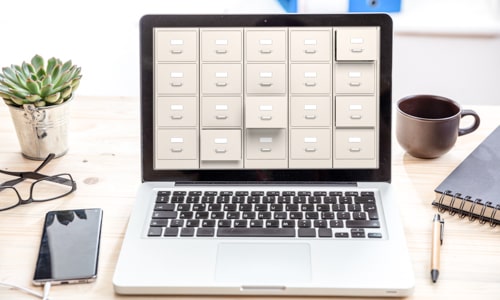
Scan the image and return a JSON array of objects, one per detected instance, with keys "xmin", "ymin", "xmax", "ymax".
[{"xmin": 140, "ymin": 14, "xmax": 393, "ymax": 183}]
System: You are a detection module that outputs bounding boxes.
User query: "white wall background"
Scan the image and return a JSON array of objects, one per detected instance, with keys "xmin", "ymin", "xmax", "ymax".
[{"xmin": 2, "ymin": 0, "xmax": 500, "ymax": 104}]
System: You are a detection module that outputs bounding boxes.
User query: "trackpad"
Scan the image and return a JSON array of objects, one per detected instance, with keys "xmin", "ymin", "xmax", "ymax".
[{"xmin": 215, "ymin": 243, "xmax": 312, "ymax": 284}]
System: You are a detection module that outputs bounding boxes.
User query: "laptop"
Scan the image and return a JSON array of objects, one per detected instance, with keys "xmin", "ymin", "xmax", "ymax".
[{"xmin": 113, "ymin": 14, "xmax": 414, "ymax": 297}]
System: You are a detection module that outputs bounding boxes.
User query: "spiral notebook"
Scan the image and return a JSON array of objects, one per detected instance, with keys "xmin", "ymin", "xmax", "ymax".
[{"xmin": 433, "ymin": 125, "xmax": 500, "ymax": 225}]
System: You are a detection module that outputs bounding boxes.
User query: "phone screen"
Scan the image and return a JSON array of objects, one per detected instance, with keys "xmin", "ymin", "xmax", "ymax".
[{"xmin": 33, "ymin": 208, "xmax": 103, "ymax": 285}]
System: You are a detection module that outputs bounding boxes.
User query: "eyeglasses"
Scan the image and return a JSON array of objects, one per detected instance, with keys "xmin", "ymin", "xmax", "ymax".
[{"xmin": 0, "ymin": 153, "xmax": 77, "ymax": 211}]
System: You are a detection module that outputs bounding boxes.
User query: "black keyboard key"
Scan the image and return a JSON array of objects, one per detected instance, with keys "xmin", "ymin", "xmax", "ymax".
[
  {"xmin": 234, "ymin": 220, "xmax": 248, "ymax": 227},
  {"xmin": 301, "ymin": 204, "xmax": 314, "ymax": 211},
  {"xmin": 290, "ymin": 212, "xmax": 303, "ymax": 219},
  {"xmin": 231, "ymin": 196, "xmax": 245, "ymax": 203},
  {"xmin": 154, "ymin": 203, "xmax": 175, "ymax": 211},
  {"xmin": 308, "ymin": 196, "xmax": 321, "ymax": 204},
  {"xmin": 202, "ymin": 196, "xmax": 215, "ymax": 203},
  {"xmin": 286, "ymin": 204, "xmax": 299, "ymax": 211},
  {"xmin": 247, "ymin": 196, "xmax": 261, "ymax": 203},
  {"xmin": 298, "ymin": 220, "xmax": 311, "ymax": 228},
  {"xmin": 204, "ymin": 191, "xmax": 218, "ymax": 196},
  {"xmin": 255, "ymin": 204, "xmax": 268, "ymax": 211},
  {"xmin": 348, "ymin": 204, "xmax": 362, "ymax": 211},
  {"xmin": 177, "ymin": 203, "xmax": 191, "ymax": 211},
  {"xmin": 150, "ymin": 219, "xmax": 168, "ymax": 227},
  {"xmin": 351, "ymin": 228, "xmax": 365, "ymax": 238},
  {"xmin": 305, "ymin": 212, "xmax": 319, "ymax": 219},
  {"xmin": 355, "ymin": 196, "xmax": 375, "ymax": 204},
  {"xmin": 298, "ymin": 191, "xmax": 311, "ymax": 196},
  {"xmin": 262, "ymin": 196, "xmax": 276, "ymax": 204},
  {"xmin": 158, "ymin": 191, "xmax": 171, "ymax": 196},
  {"xmin": 170, "ymin": 219, "xmax": 184, "ymax": 227},
  {"xmin": 180, "ymin": 227, "xmax": 195, "ymax": 237},
  {"xmin": 293, "ymin": 196, "xmax": 306, "ymax": 204},
  {"xmin": 164, "ymin": 228, "xmax": 179, "ymax": 237},
  {"xmin": 339, "ymin": 196, "xmax": 352, "ymax": 204},
  {"xmin": 361, "ymin": 191, "xmax": 375, "ymax": 197},
  {"xmin": 298, "ymin": 228, "xmax": 316, "ymax": 237},
  {"xmin": 179, "ymin": 211, "xmax": 194, "ymax": 219},
  {"xmin": 368, "ymin": 232, "xmax": 383, "ymax": 238},
  {"xmin": 188, "ymin": 191, "xmax": 202, "ymax": 196},
  {"xmin": 282, "ymin": 191, "xmax": 295, "ymax": 196},
  {"xmin": 314, "ymin": 220, "xmax": 328, "ymax": 228},
  {"xmin": 270, "ymin": 204, "xmax": 284, "ymax": 211},
  {"xmin": 147, "ymin": 227, "xmax": 162, "ymax": 236},
  {"xmin": 314, "ymin": 191, "xmax": 327, "ymax": 196},
  {"xmin": 251, "ymin": 191, "xmax": 264, "ymax": 196},
  {"xmin": 173, "ymin": 191, "xmax": 187, "ymax": 196},
  {"xmin": 332, "ymin": 204, "xmax": 346, "ymax": 211},
  {"xmin": 345, "ymin": 220, "xmax": 380, "ymax": 228},
  {"xmin": 193, "ymin": 203, "xmax": 207, "ymax": 211},
  {"xmin": 217, "ymin": 228, "xmax": 295, "ymax": 237},
  {"xmin": 322, "ymin": 212, "xmax": 336, "ymax": 219},
  {"xmin": 210, "ymin": 212, "xmax": 225, "ymax": 219},
  {"xmin": 318, "ymin": 228, "xmax": 333, "ymax": 237},
  {"xmin": 239, "ymin": 204, "xmax": 253, "ymax": 211},
  {"xmin": 195, "ymin": 212, "xmax": 209, "ymax": 219},
  {"xmin": 202, "ymin": 220, "xmax": 216, "ymax": 227},
  {"xmin": 250, "ymin": 220, "xmax": 263, "ymax": 227},
  {"xmin": 227, "ymin": 212, "xmax": 240, "ymax": 219},
  {"xmin": 352, "ymin": 212, "xmax": 367, "ymax": 220},
  {"xmin": 242, "ymin": 212, "xmax": 256, "ymax": 219},
  {"xmin": 267, "ymin": 191, "xmax": 280, "ymax": 196},
  {"xmin": 345, "ymin": 191, "xmax": 358, "ymax": 196},
  {"xmin": 337, "ymin": 212, "xmax": 351, "ymax": 219},
  {"xmin": 186, "ymin": 219, "xmax": 200, "ymax": 227},
  {"xmin": 329, "ymin": 191, "xmax": 342, "ymax": 197},
  {"xmin": 170, "ymin": 196, "xmax": 185, "ymax": 203},
  {"xmin": 218, "ymin": 220, "xmax": 232, "ymax": 227},
  {"xmin": 258, "ymin": 212, "xmax": 272, "ymax": 219},
  {"xmin": 266, "ymin": 220, "xmax": 280, "ymax": 227},
  {"xmin": 329, "ymin": 220, "xmax": 344, "ymax": 228},
  {"xmin": 317, "ymin": 204, "xmax": 330, "ymax": 212},
  {"xmin": 224, "ymin": 204, "xmax": 237, "ymax": 211},
  {"xmin": 282, "ymin": 220, "xmax": 296, "ymax": 228},
  {"xmin": 235, "ymin": 191, "xmax": 248, "ymax": 196},
  {"xmin": 208, "ymin": 203, "xmax": 222, "ymax": 211},
  {"xmin": 197, "ymin": 228, "xmax": 215, "ymax": 237},
  {"xmin": 335, "ymin": 232, "xmax": 349, "ymax": 238},
  {"xmin": 186, "ymin": 196, "xmax": 200, "ymax": 203},
  {"xmin": 274, "ymin": 212, "xmax": 287, "ymax": 219},
  {"xmin": 277, "ymin": 196, "xmax": 292, "ymax": 204},
  {"xmin": 152, "ymin": 211, "xmax": 177, "ymax": 219},
  {"xmin": 220, "ymin": 191, "xmax": 233, "ymax": 196}
]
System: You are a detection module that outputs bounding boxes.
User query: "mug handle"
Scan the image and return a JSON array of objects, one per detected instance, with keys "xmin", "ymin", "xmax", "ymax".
[{"xmin": 458, "ymin": 109, "xmax": 480, "ymax": 136}]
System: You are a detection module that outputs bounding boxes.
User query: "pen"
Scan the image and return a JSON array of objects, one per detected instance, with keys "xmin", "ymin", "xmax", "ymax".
[{"xmin": 431, "ymin": 213, "xmax": 444, "ymax": 283}]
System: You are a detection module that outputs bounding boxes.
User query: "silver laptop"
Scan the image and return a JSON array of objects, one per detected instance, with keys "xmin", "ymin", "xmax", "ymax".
[{"xmin": 113, "ymin": 14, "xmax": 414, "ymax": 297}]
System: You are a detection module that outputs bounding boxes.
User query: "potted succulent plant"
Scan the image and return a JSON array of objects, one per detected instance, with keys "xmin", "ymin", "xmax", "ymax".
[{"xmin": 0, "ymin": 54, "xmax": 82, "ymax": 160}]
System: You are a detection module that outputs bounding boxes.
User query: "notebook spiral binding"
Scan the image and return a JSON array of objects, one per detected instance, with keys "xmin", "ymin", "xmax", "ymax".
[{"xmin": 436, "ymin": 190, "xmax": 500, "ymax": 227}]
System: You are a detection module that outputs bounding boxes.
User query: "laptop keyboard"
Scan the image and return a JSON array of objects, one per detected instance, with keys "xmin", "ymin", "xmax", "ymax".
[{"xmin": 147, "ymin": 190, "xmax": 383, "ymax": 239}]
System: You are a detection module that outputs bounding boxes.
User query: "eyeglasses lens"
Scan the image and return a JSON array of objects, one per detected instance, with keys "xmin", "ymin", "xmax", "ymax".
[
  {"xmin": 0, "ymin": 187, "xmax": 20, "ymax": 210},
  {"xmin": 31, "ymin": 174, "xmax": 74, "ymax": 201}
]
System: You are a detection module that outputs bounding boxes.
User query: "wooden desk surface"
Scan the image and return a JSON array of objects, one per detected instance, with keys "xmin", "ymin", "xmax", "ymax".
[{"xmin": 1, "ymin": 96, "xmax": 499, "ymax": 300}]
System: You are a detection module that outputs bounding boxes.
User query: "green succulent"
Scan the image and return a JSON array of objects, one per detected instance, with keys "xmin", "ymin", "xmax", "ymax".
[{"xmin": 0, "ymin": 54, "xmax": 82, "ymax": 107}]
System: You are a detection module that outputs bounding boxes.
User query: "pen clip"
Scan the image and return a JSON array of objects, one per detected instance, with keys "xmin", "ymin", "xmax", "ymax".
[{"xmin": 439, "ymin": 219, "xmax": 445, "ymax": 245}]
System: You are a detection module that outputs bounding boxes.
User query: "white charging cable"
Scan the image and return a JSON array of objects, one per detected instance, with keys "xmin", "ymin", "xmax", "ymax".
[{"xmin": 0, "ymin": 281, "xmax": 52, "ymax": 300}]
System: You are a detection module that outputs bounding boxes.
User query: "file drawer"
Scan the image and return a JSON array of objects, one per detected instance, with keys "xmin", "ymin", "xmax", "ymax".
[
  {"xmin": 201, "ymin": 97, "xmax": 242, "ymax": 127},
  {"xmin": 290, "ymin": 63, "xmax": 331, "ymax": 95},
  {"xmin": 157, "ymin": 96, "xmax": 197, "ymax": 127},
  {"xmin": 201, "ymin": 129, "xmax": 242, "ymax": 161},
  {"xmin": 246, "ymin": 64, "xmax": 287, "ymax": 94},
  {"xmin": 336, "ymin": 28, "xmax": 378, "ymax": 61},
  {"xmin": 335, "ymin": 63, "xmax": 375, "ymax": 94},
  {"xmin": 156, "ymin": 63, "xmax": 197, "ymax": 95},
  {"xmin": 201, "ymin": 29, "xmax": 242, "ymax": 62},
  {"xmin": 245, "ymin": 97, "xmax": 287, "ymax": 128},
  {"xmin": 245, "ymin": 29, "xmax": 287, "ymax": 62},
  {"xmin": 155, "ymin": 29, "xmax": 198, "ymax": 62},
  {"xmin": 246, "ymin": 129, "xmax": 287, "ymax": 160},
  {"xmin": 335, "ymin": 129, "xmax": 375, "ymax": 159},
  {"xmin": 290, "ymin": 96, "xmax": 331, "ymax": 127},
  {"xmin": 201, "ymin": 63, "xmax": 242, "ymax": 94},
  {"xmin": 290, "ymin": 129, "xmax": 331, "ymax": 160},
  {"xmin": 335, "ymin": 96, "xmax": 376, "ymax": 127},
  {"xmin": 157, "ymin": 129, "xmax": 198, "ymax": 160},
  {"xmin": 290, "ymin": 29, "xmax": 332, "ymax": 62}
]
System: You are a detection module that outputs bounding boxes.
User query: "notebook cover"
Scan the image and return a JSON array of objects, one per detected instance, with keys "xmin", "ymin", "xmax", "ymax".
[{"xmin": 434, "ymin": 125, "xmax": 500, "ymax": 209}]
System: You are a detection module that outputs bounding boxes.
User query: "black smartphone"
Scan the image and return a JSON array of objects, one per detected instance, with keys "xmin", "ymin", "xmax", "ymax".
[{"xmin": 33, "ymin": 208, "xmax": 103, "ymax": 285}]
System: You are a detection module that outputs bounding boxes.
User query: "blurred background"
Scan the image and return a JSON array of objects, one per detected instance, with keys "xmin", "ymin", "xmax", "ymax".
[{"xmin": 1, "ymin": 0, "xmax": 499, "ymax": 104}]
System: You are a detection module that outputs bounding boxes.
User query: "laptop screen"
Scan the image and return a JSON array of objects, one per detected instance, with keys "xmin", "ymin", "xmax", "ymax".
[{"xmin": 139, "ymin": 14, "xmax": 392, "ymax": 183}]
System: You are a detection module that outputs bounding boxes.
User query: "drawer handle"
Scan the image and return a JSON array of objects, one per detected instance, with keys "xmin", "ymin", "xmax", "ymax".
[
  {"xmin": 170, "ymin": 82, "xmax": 183, "ymax": 87},
  {"xmin": 215, "ymin": 49, "xmax": 227, "ymax": 54},
  {"xmin": 260, "ymin": 116, "xmax": 273, "ymax": 121},
  {"xmin": 170, "ymin": 49, "xmax": 183, "ymax": 54},
  {"xmin": 215, "ymin": 115, "xmax": 228, "ymax": 120},
  {"xmin": 216, "ymin": 82, "xmax": 228, "ymax": 87},
  {"xmin": 350, "ymin": 48, "xmax": 364, "ymax": 53},
  {"xmin": 305, "ymin": 82, "xmax": 317, "ymax": 87},
  {"xmin": 170, "ymin": 148, "xmax": 183, "ymax": 153},
  {"xmin": 259, "ymin": 49, "xmax": 273, "ymax": 54},
  {"xmin": 259, "ymin": 82, "xmax": 273, "ymax": 87},
  {"xmin": 170, "ymin": 115, "xmax": 183, "ymax": 120},
  {"xmin": 260, "ymin": 148, "xmax": 272, "ymax": 153},
  {"xmin": 349, "ymin": 147, "xmax": 361, "ymax": 153},
  {"xmin": 305, "ymin": 147, "xmax": 317, "ymax": 153},
  {"xmin": 349, "ymin": 82, "xmax": 361, "ymax": 87},
  {"xmin": 304, "ymin": 49, "xmax": 317, "ymax": 54},
  {"xmin": 350, "ymin": 115, "xmax": 362, "ymax": 120},
  {"xmin": 215, "ymin": 148, "xmax": 227, "ymax": 154},
  {"xmin": 304, "ymin": 115, "xmax": 317, "ymax": 120}
]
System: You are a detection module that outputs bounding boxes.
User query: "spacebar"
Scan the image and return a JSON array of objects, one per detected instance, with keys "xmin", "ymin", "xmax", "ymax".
[{"xmin": 217, "ymin": 228, "xmax": 295, "ymax": 237}]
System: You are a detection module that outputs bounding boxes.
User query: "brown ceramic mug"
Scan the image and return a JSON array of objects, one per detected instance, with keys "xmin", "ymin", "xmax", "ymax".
[{"xmin": 396, "ymin": 95, "xmax": 480, "ymax": 159}]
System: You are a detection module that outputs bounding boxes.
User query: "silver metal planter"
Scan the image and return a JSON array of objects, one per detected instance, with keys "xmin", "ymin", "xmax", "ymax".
[{"xmin": 7, "ymin": 98, "xmax": 71, "ymax": 160}]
